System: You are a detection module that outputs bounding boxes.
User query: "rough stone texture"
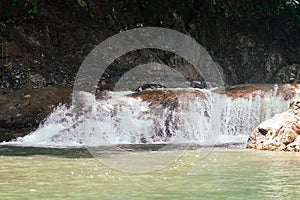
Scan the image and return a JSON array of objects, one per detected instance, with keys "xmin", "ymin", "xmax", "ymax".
[
  {"xmin": 223, "ymin": 84, "xmax": 299, "ymax": 100},
  {"xmin": 129, "ymin": 89, "xmax": 206, "ymax": 107},
  {"xmin": 1, "ymin": 0, "xmax": 300, "ymax": 93},
  {"xmin": 0, "ymin": 85, "xmax": 71, "ymax": 141},
  {"xmin": 130, "ymin": 84, "xmax": 300, "ymax": 101},
  {"xmin": 247, "ymin": 96, "xmax": 300, "ymax": 151}
]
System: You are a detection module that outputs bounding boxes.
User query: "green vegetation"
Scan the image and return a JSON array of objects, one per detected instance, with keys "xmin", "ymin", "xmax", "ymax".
[
  {"xmin": 200, "ymin": 0, "xmax": 300, "ymax": 20},
  {"xmin": 11, "ymin": 0, "xmax": 40, "ymax": 14},
  {"xmin": 127, "ymin": 0, "xmax": 299, "ymax": 21},
  {"xmin": 2, "ymin": 0, "xmax": 300, "ymax": 22},
  {"xmin": 255, "ymin": 0, "xmax": 300, "ymax": 20}
]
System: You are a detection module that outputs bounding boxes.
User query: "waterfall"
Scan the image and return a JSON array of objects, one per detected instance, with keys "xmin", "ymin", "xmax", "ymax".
[{"xmin": 4, "ymin": 87, "xmax": 293, "ymax": 147}]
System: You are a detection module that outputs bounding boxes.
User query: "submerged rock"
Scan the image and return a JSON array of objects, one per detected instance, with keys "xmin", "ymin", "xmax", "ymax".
[{"xmin": 247, "ymin": 96, "xmax": 300, "ymax": 151}]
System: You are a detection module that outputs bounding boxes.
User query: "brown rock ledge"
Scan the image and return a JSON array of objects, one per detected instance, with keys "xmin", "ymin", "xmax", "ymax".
[{"xmin": 0, "ymin": 86, "xmax": 71, "ymax": 142}]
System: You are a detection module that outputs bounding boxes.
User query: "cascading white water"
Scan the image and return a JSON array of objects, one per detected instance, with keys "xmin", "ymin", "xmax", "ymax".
[{"xmin": 4, "ymin": 88, "xmax": 293, "ymax": 147}]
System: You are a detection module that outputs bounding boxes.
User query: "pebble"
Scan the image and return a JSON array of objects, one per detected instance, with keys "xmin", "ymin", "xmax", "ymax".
[{"xmin": 24, "ymin": 94, "xmax": 32, "ymax": 99}]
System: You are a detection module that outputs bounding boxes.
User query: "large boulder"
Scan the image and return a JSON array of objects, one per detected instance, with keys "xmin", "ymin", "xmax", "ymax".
[
  {"xmin": 0, "ymin": 86, "xmax": 71, "ymax": 142},
  {"xmin": 247, "ymin": 96, "xmax": 300, "ymax": 151}
]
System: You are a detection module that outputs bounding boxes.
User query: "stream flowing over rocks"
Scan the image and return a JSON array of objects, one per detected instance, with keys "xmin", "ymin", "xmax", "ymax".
[{"xmin": 1, "ymin": 84, "xmax": 298, "ymax": 146}]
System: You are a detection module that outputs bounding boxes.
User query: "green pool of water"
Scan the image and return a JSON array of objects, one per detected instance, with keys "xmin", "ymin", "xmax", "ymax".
[{"xmin": 1, "ymin": 146, "xmax": 300, "ymax": 200}]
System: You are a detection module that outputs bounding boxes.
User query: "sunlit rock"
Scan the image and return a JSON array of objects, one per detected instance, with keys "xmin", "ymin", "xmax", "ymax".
[
  {"xmin": 223, "ymin": 84, "xmax": 299, "ymax": 100},
  {"xmin": 129, "ymin": 88, "xmax": 206, "ymax": 107},
  {"xmin": 247, "ymin": 96, "xmax": 300, "ymax": 151},
  {"xmin": 129, "ymin": 84, "xmax": 300, "ymax": 102}
]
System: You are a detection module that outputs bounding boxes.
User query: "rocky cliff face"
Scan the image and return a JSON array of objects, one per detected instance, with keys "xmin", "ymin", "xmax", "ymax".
[
  {"xmin": 1, "ymin": 1, "xmax": 300, "ymax": 143},
  {"xmin": 247, "ymin": 96, "xmax": 300, "ymax": 151},
  {"xmin": 1, "ymin": 0, "xmax": 299, "ymax": 93}
]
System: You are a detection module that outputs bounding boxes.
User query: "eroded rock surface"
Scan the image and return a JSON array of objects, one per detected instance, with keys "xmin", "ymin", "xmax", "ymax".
[
  {"xmin": 223, "ymin": 84, "xmax": 299, "ymax": 100},
  {"xmin": 247, "ymin": 96, "xmax": 300, "ymax": 151},
  {"xmin": 0, "ymin": 86, "xmax": 71, "ymax": 142}
]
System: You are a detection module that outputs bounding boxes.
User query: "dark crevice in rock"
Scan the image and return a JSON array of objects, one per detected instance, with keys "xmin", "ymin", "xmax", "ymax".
[{"xmin": 258, "ymin": 128, "xmax": 268, "ymax": 136}]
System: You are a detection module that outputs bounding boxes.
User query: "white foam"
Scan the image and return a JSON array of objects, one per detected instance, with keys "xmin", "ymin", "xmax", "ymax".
[{"xmin": 2, "ymin": 88, "xmax": 292, "ymax": 147}]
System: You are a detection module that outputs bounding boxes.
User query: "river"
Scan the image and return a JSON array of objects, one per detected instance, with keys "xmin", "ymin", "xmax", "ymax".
[
  {"xmin": 1, "ymin": 147, "xmax": 300, "ymax": 199},
  {"xmin": 1, "ymin": 86, "xmax": 300, "ymax": 199}
]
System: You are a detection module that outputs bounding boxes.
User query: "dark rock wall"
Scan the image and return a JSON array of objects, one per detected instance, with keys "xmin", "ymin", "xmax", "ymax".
[
  {"xmin": 0, "ymin": 86, "xmax": 71, "ymax": 141},
  {"xmin": 0, "ymin": 0, "xmax": 300, "ymax": 92}
]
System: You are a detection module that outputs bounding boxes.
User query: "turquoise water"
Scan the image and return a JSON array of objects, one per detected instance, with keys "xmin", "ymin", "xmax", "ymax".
[{"xmin": 1, "ymin": 146, "xmax": 300, "ymax": 199}]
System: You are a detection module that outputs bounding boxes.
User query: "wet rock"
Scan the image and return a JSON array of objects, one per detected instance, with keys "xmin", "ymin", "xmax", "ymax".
[
  {"xmin": 130, "ymin": 84, "xmax": 300, "ymax": 105},
  {"xmin": 247, "ymin": 96, "xmax": 300, "ymax": 151},
  {"xmin": 190, "ymin": 81, "xmax": 207, "ymax": 89},
  {"xmin": 128, "ymin": 89, "xmax": 207, "ymax": 142},
  {"xmin": 28, "ymin": 73, "xmax": 46, "ymax": 88},
  {"xmin": 129, "ymin": 85, "xmax": 300, "ymax": 144},
  {"xmin": 0, "ymin": 86, "xmax": 71, "ymax": 142},
  {"xmin": 129, "ymin": 89, "xmax": 206, "ymax": 107},
  {"xmin": 135, "ymin": 84, "xmax": 166, "ymax": 92},
  {"xmin": 223, "ymin": 84, "xmax": 300, "ymax": 100}
]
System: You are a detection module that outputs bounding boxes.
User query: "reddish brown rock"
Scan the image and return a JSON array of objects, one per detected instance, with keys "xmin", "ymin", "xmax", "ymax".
[
  {"xmin": 128, "ymin": 89, "xmax": 208, "ymax": 141},
  {"xmin": 0, "ymin": 86, "xmax": 71, "ymax": 142},
  {"xmin": 223, "ymin": 84, "xmax": 299, "ymax": 100},
  {"xmin": 129, "ymin": 84, "xmax": 300, "ymax": 103},
  {"xmin": 129, "ymin": 89, "xmax": 207, "ymax": 107}
]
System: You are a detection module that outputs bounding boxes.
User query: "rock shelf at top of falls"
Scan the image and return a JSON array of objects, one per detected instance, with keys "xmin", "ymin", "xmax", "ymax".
[
  {"xmin": 247, "ymin": 96, "xmax": 300, "ymax": 152},
  {"xmin": 128, "ymin": 84, "xmax": 300, "ymax": 108}
]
